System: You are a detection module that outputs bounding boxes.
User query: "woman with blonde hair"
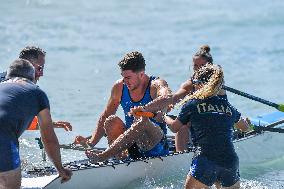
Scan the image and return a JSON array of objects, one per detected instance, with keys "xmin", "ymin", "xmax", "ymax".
[{"xmin": 164, "ymin": 64, "xmax": 248, "ymax": 189}]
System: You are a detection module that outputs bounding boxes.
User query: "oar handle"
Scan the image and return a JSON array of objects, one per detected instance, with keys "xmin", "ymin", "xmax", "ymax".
[
  {"xmin": 254, "ymin": 126, "xmax": 284, "ymax": 133},
  {"xmin": 265, "ymin": 119, "xmax": 284, "ymax": 128},
  {"xmin": 133, "ymin": 111, "xmax": 156, "ymax": 118},
  {"xmin": 223, "ymin": 85, "xmax": 284, "ymax": 112}
]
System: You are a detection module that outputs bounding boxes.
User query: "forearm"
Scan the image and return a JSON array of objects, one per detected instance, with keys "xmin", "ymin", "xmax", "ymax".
[
  {"xmin": 143, "ymin": 95, "xmax": 173, "ymax": 113},
  {"xmin": 164, "ymin": 115, "xmax": 182, "ymax": 133},
  {"xmin": 172, "ymin": 92, "xmax": 189, "ymax": 105},
  {"xmin": 89, "ymin": 115, "xmax": 107, "ymax": 145},
  {"xmin": 41, "ymin": 135, "xmax": 64, "ymax": 171}
]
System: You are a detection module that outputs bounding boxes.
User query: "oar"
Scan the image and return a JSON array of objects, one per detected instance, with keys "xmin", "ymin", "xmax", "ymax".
[
  {"xmin": 253, "ymin": 126, "xmax": 284, "ymax": 133},
  {"xmin": 60, "ymin": 144, "xmax": 106, "ymax": 152},
  {"xmin": 223, "ymin": 85, "xmax": 284, "ymax": 112},
  {"xmin": 251, "ymin": 118, "xmax": 284, "ymax": 133}
]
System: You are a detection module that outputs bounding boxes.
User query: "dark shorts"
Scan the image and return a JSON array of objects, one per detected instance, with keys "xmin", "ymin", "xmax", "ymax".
[
  {"xmin": 189, "ymin": 155, "xmax": 240, "ymax": 187},
  {"xmin": 126, "ymin": 121, "xmax": 169, "ymax": 159},
  {"xmin": 128, "ymin": 140, "xmax": 169, "ymax": 159}
]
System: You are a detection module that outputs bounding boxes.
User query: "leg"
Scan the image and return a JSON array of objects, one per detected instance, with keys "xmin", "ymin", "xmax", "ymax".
[
  {"xmin": 0, "ymin": 166, "xmax": 21, "ymax": 189},
  {"xmin": 104, "ymin": 115, "xmax": 125, "ymax": 145},
  {"xmin": 135, "ymin": 117, "xmax": 164, "ymax": 151},
  {"xmin": 184, "ymin": 175, "xmax": 209, "ymax": 189},
  {"xmin": 104, "ymin": 115, "xmax": 127, "ymax": 159},
  {"xmin": 95, "ymin": 117, "xmax": 163, "ymax": 161},
  {"xmin": 175, "ymin": 123, "xmax": 191, "ymax": 152}
]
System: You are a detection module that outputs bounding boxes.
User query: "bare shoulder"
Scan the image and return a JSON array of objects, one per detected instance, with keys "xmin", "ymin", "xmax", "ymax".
[
  {"xmin": 150, "ymin": 77, "xmax": 172, "ymax": 98},
  {"xmin": 113, "ymin": 79, "xmax": 123, "ymax": 90},
  {"xmin": 151, "ymin": 77, "xmax": 169, "ymax": 88},
  {"xmin": 111, "ymin": 79, "xmax": 123, "ymax": 101}
]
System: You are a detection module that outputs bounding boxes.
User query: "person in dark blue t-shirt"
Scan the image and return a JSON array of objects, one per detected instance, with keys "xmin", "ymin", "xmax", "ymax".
[
  {"xmin": 0, "ymin": 59, "xmax": 72, "ymax": 189},
  {"xmin": 164, "ymin": 64, "xmax": 249, "ymax": 189}
]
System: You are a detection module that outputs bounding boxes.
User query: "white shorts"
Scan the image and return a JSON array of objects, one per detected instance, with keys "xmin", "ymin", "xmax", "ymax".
[{"xmin": 0, "ymin": 166, "xmax": 21, "ymax": 189}]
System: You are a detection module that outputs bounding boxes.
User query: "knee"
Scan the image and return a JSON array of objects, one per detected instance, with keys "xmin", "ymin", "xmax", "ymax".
[
  {"xmin": 131, "ymin": 118, "xmax": 146, "ymax": 131},
  {"xmin": 104, "ymin": 115, "xmax": 123, "ymax": 133}
]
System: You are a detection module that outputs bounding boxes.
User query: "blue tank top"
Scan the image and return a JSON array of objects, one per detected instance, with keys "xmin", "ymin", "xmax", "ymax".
[
  {"xmin": 120, "ymin": 76, "xmax": 168, "ymax": 157},
  {"xmin": 177, "ymin": 96, "xmax": 241, "ymax": 166},
  {"xmin": 120, "ymin": 76, "xmax": 167, "ymax": 134}
]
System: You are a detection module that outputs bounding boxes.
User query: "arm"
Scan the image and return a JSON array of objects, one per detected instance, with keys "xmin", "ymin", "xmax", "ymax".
[
  {"xmin": 172, "ymin": 80, "xmax": 194, "ymax": 105},
  {"xmin": 53, "ymin": 121, "xmax": 72, "ymax": 131},
  {"xmin": 164, "ymin": 115, "xmax": 184, "ymax": 133},
  {"xmin": 234, "ymin": 117, "xmax": 250, "ymax": 132},
  {"xmin": 140, "ymin": 78, "xmax": 173, "ymax": 113},
  {"xmin": 143, "ymin": 79, "xmax": 193, "ymax": 113},
  {"xmin": 38, "ymin": 108, "xmax": 72, "ymax": 183},
  {"xmin": 27, "ymin": 117, "xmax": 72, "ymax": 131},
  {"xmin": 88, "ymin": 81, "xmax": 122, "ymax": 145}
]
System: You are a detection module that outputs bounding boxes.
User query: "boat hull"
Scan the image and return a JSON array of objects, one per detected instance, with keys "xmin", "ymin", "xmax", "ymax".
[{"xmin": 22, "ymin": 112, "xmax": 284, "ymax": 189}]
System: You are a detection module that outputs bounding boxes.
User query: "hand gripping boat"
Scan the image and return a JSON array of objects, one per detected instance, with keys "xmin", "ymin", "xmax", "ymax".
[{"xmin": 21, "ymin": 111, "xmax": 284, "ymax": 189}]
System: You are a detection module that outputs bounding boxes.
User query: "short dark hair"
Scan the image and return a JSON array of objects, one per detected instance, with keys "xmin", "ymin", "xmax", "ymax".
[
  {"xmin": 194, "ymin": 45, "xmax": 213, "ymax": 64},
  {"xmin": 6, "ymin": 59, "xmax": 35, "ymax": 81},
  {"xmin": 19, "ymin": 46, "xmax": 46, "ymax": 62},
  {"xmin": 118, "ymin": 51, "xmax": 146, "ymax": 72}
]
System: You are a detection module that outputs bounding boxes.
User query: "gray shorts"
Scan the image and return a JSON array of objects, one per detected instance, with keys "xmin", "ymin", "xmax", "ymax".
[{"xmin": 0, "ymin": 166, "xmax": 21, "ymax": 189}]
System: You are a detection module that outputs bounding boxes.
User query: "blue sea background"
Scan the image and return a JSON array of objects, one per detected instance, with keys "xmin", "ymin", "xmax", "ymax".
[{"xmin": 0, "ymin": 0, "xmax": 284, "ymax": 188}]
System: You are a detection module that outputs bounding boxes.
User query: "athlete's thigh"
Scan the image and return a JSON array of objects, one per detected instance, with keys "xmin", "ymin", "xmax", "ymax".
[
  {"xmin": 0, "ymin": 166, "xmax": 21, "ymax": 189},
  {"xmin": 184, "ymin": 175, "xmax": 209, "ymax": 189},
  {"xmin": 104, "ymin": 115, "xmax": 126, "ymax": 135},
  {"xmin": 104, "ymin": 115, "xmax": 126, "ymax": 144},
  {"xmin": 135, "ymin": 118, "xmax": 163, "ymax": 150}
]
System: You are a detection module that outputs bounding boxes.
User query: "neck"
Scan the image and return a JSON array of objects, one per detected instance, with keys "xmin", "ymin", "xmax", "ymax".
[
  {"xmin": 5, "ymin": 77, "xmax": 35, "ymax": 85},
  {"xmin": 128, "ymin": 75, "xmax": 150, "ymax": 102}
]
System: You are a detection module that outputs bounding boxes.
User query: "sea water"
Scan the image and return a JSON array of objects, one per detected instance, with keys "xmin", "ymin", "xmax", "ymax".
[{"xmin": 0, "ymin": 0, "xmax": 284, "ymax": 188}]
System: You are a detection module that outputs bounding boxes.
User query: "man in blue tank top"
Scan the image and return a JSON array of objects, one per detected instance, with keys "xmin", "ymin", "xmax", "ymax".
[
  {"xmin": 164, "ymin": 64, "xmax": 249, "ymax": 189},
  {"xmin": 0, "ymin": 59, "xmax": 72, "ymax": 189},
  {"xmin": 76, "ymin": 51, "xmax": 172, "ymax": 160}
]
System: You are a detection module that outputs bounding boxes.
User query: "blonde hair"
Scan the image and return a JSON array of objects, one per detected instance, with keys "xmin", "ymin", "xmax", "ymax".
[{"xmin": 179, "ymin": 64, "xmax": 224, "ymax": 106}]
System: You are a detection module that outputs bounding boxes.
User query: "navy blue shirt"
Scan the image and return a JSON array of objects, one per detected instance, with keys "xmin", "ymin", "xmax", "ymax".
[
  {"xmin": 178, "ymin": 96, "xmax": 241, "ymax": 166},
  {"xmin": 0, "ymin": 81, "xmax": 50, "ymax": 171}
]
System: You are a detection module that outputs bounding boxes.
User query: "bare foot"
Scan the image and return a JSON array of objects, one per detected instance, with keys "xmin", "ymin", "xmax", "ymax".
[{"xmin": 85, "ymin": 150, "xmax": 100, "ymax": 163}]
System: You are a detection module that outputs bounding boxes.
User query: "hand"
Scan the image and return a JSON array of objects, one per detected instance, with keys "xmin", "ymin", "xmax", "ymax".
[
  {"xmin": 167, "ymin": 104, "xmax": 174, "ymax": 112},
  {"xmin": 53, "ymin": 121, "xmax": 72, "ymax": 131},
  {"xmin": 74, "ymin": 136, "xmax": 93, "ymax": 149},
  {"xmin": 74, "ymin": 136, "xmax": 88, "ymax": 145},
  {"xmin": 129, "ymin": 106, "xmax": 145, "ymax": 117},
  {"xmin": 58, "ymin": 168, "xmax": 72, "ymax": 183}
]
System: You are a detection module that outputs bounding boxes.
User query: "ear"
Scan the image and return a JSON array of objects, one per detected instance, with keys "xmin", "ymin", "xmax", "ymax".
[{"xmin": 139, "ymin": 71, "xmax": 145, "ymax": 78}]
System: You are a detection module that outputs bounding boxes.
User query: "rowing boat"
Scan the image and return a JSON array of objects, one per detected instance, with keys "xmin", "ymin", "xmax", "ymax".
[{"xmin": 21, "ymin": 111, "xmax": 284, "ymax": 189}]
